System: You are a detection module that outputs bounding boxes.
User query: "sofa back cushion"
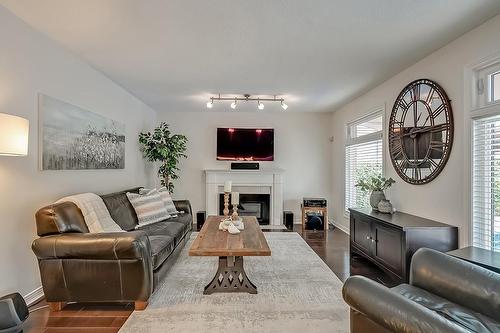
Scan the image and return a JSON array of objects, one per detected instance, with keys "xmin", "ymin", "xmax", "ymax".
[
  {"xmin": 100, "ymin": 188, "xmax": 140, "ymax": 231},
  {"xmin": 35, "ymin": 201, "xmax": 89, "ymax": 236}
]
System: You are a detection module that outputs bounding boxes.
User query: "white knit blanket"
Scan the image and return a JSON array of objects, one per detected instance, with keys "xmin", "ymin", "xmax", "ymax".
[{"xmin": 56, "ymin": 193, "xmax": 124, "ymax": 233}]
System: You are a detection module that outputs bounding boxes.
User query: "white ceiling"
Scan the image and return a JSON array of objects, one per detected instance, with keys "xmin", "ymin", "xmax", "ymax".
[{"xmin": 2, "ymin": 0, "xmax": 500, "ymax": 113}]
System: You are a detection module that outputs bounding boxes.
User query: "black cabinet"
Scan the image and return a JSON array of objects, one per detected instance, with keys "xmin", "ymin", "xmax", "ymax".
[{"xmin": 349, "ymin": 208, "xmax": 458, "ymax": 283}]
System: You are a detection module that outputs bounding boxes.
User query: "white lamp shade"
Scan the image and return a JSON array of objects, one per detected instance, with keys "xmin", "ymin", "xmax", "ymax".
[{"xmin": 0, "ymin": 113, "xmax": 29, "ymax": 156}]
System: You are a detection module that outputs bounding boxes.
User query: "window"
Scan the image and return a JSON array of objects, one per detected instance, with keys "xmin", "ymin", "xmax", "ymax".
[
  {"xmin": 476, "ymin": 62, "xmax": 500, "ymax": 107},
  {"xmin": 492, "ymin": 71, "xmax": 500, "ymax": 102},
  {"xmin": 345, "ymin": 112, "xmax": 383, "ymax": 213},
  {"xmin": 472, "ymin": 115, "xmax": 500, "ymax": 251}
]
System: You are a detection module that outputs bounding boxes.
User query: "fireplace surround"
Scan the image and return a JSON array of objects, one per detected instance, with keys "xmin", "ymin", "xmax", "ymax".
[{"xmin": 205, "ymin": 168, "xmax": 284, "ymax": 225}]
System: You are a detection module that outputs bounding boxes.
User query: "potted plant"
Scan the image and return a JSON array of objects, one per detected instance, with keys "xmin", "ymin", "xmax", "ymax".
[
  {"xmin": 139, "ymin": 122, "xmax": 188, "ymax": 193},
  {"xmin": 356, "ymin": 175, "xmax": 395, "ymax": 211}
]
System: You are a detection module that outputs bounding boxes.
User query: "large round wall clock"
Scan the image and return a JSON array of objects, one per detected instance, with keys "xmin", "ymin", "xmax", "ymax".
[{"xmin": 388, "ymin": 79, "xmax": 453, "ymax": 185}]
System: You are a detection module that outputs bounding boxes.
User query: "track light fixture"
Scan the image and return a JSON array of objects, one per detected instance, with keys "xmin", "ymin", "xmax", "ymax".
[
  {"xmin": 206, "ymin": 98, "xmax": 214, "ymax": 109},
  {"xmin": 257, "ymin": 99, "xmax": 264, "ymax": 110},
  {"xmin": 230, "ymin": 98, "xmax": 237, "ymax": 109},
  {"xmin": 205, "ymin": 94, "xmax": 287, "ymax": 110}
]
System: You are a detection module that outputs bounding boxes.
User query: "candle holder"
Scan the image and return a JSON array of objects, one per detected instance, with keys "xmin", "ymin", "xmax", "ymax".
[
  {"xmin": 223, "ymin": 192, "xmax": 230, "ymax": 217},
  {"xmin": 231, "ymin": 204, "xmax": 239, "ymax": 221}
]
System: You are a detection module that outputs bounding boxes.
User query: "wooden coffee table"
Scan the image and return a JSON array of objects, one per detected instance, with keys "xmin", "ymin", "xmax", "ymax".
[{"xmin": 189, "ymin": 215, "xmax": 271, "ymax": 295}]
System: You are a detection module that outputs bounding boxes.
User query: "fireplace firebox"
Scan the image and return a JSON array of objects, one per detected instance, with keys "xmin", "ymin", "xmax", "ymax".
[{"xmin": 219, "ymin": 193, "xmax": 270, "ymax": 225}]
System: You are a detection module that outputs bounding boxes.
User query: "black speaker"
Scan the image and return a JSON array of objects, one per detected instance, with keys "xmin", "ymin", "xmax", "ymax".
[
  {"xmin": 283, "ymin": 211, "xmax": 293, "ymax": 230},
  {"xmin": 196, "ymin": 211, "xmax": 206, "ymax": 231},
  {"xmin": 0, "ymin": 293, "xmax": 28, "ymax": 333},
  {"xmin": 305, "ymin": 212, "xmax": 325, "ymax": 231},
  {"xmin": 231, "ymin": 162, "xmax": 259, "ymax": 170}
]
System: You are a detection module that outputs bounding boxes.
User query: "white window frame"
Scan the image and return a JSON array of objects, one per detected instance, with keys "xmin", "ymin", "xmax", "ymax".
[
  {"xmin": 465, "ymin": 51, "xmax": 500, "ymax": 249},
  {"xmin": 344, "ymin": 107, "xmax": 385, "ymax": 217}
]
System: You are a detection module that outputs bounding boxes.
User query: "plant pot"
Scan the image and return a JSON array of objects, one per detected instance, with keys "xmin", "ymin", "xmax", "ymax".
[
  {"xmin": 377, "ymin": 199, "xmax": 393, "ymax": 214},
  {"xmin": 370, "ymin": 191, "xmax": 386, "ymax": 211}
]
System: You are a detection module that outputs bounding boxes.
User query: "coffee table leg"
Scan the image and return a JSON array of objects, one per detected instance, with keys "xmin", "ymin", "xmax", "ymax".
[{"xmin": 203, "ymin": 256, "xmax": 257, "ymax": 295}]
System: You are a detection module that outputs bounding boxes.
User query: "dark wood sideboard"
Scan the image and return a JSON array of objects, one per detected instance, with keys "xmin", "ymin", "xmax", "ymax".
[{"xmin": 349, "ymin": 208, "xmax": 458, "ymax": 284}]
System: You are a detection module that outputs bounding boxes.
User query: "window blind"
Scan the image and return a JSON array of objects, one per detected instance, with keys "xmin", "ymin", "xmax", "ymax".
[
  {"xmin": 345, "ymin": 139, "xmax": 383, "ymax": 212},
  {"xmin": 473, "ymin": 114, "xmax": 500, "ymax": 252}
]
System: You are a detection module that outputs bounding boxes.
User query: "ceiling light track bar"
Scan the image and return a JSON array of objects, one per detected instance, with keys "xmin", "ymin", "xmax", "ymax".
[
  {"xmin": 206, "ymin": 94, "xmax": 288, "ymax": 110},
  {"xmin": 210, "ymin": 95, "xmax": 284, "ymax": 102}
]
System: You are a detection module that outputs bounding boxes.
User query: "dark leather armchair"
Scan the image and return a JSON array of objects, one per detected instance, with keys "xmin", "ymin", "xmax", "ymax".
[
  {"xmin": 32, "ymin": 188, "xmax": 193, "ymax": 311},
  {"xmin": 343, "ymin": 248, "xmax": 500, "ymax": 333}
]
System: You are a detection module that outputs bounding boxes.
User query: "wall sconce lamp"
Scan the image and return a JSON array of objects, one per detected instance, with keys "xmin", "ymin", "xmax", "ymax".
[{"xmin": 0, "ymin": 113, "xmax": 29, "ymax": 156}]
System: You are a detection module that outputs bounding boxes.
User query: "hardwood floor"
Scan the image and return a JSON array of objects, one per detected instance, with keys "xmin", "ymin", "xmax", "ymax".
[{"xmin": 25, "ymin": 225, "xmax": 354, "ymax": 332}]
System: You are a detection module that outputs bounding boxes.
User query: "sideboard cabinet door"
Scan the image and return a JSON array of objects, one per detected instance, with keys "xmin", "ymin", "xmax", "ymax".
[
  {"xmin": 351, "ymin": 214, "xmax": 372, "ymax": 255},
  {"xmin": 373, "ymin": 223, "xmax": 403, "ymax": 276}
]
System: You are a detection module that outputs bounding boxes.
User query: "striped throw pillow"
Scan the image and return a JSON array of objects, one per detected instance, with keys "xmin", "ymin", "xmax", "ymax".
[
  {"xmin": 126, "ymin": 191, "xmax": 171, "ymax": 228},
  {"xmin": 140, "ymin": 187, "xmax": 180, "ymax": 216},
  {"xmin": 158, "ymin": 187, "xmax": 180, "ymax": 216}
]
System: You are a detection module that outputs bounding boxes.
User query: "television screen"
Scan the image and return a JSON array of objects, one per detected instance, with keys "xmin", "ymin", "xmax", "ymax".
[{"xmin": 217, "ymin": 128, "xmax": 274, "ymax": 161}]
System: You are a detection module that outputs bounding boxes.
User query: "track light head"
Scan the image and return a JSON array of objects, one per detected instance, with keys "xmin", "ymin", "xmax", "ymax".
[
  {"xmin": 206, "ymin": 99, "xmax": 213, "ymax": 109},
  {"xmin": 281, "ymin": 102, "xmax": 288, "ymax": 110},
  {"xmin": 230, "ymin": 99, "xmax": 237, "ymax": 109},
  {"xmin": 257, "ymin": 99, "xmax": 264, "ymax": 110}
]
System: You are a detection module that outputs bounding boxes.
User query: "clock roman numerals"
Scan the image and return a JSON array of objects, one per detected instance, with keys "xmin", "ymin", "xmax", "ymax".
[
  {"xmin": 431, "ymin": 103, "xmax": 446, "ymax": 119},
  {"xmin": 398, "ymin": 98, "xmax": 409, "ymax": 111},
  {"xmin": 412, "ymin": 85, "xmax": 420, "ymax": 102},
  {"xmin": 425, "ymin": 87, "xmax": 436, "ymax": 106}
]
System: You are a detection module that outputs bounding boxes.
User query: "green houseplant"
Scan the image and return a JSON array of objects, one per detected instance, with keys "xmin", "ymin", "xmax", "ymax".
[
  {"xmin": 139, "ymin": 122, "xmax": 188, "ymax": 193},
  {"xmin": 356, "ymin": 175, "xmax": 395, "ymax": 211}
]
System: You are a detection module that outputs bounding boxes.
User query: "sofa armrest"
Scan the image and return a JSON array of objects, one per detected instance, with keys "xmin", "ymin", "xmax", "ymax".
[
  {"xmin": 32, "ymin": 231, "xmax": 151, "ymax": 261},
  {"xmin": 342, "ymin": 276, "xmax": 466, "ymax": 333},
  {"xmin": 173, "ymin": 200, "xmax": 192, "ymax": 216},
  {"xmin": 410, "ymin": 248, "xmax": 500, "ymax": 322}
]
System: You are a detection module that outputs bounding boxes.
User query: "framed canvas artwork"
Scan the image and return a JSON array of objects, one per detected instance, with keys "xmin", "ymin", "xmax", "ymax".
[{"xmin": 39, "ymin": 94, "xmax": 125, "ymax": 170}]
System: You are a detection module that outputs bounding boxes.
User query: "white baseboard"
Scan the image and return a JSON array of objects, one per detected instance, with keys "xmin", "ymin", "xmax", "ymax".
[
  {"xmin": 331, "ymin": 220, "xmax": 350, "ymax": 235},
  {"xmin": 24, "ymin": 286, "xmax": 44, "ymax": 306}
]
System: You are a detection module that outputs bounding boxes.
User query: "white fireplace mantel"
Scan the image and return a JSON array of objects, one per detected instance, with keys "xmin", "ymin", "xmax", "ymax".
[{"xmin": 204, "ymin": 168, "xmax": 284, "ymax": 225}]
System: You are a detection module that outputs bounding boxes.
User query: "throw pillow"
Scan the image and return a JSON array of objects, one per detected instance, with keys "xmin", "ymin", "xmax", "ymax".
[
  {"xmin": 126, "ymin": 191, "xmax": 171, "ymax": 228},
  {"xmin": 140, "ymin": 187, "xmax": 180, "ymax": 216}
]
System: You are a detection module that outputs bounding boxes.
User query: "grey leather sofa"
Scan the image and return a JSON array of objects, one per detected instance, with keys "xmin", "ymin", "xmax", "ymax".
[
  {"xmin": 32, "ymin": 187, "xmax": 192, "ymax": 311},
  {"xmin": 343, "ymin": 248, "xmax": 500, "ymax": 333}
]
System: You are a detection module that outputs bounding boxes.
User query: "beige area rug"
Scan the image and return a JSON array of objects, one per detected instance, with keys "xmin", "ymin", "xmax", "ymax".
[
  {"xmin": 119, "ymin": 232, "xmax": 349, "ymax": 333},
  {"xmin": 259, "ymin": 224, "xmax": 289, "ymax": 230}
]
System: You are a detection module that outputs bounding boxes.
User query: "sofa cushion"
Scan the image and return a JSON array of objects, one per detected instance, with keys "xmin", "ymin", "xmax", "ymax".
[
  {"xmin": 392, "ymin": 284, "xmax": 500, "ymax": 333},
  {"xmin": 100, "ymin": 189, "xmax": 140, "ymax": 231},
  {"xmin": 138, "ymin": 219, "xmax": 190, "ymax": 246},
  {"xmin": 148, "ymin": 235, "xmax": 175, "ymax": 270},
  {"xmin": 168, "ymin": 213, "xmax": 193, "ymax": 230}
]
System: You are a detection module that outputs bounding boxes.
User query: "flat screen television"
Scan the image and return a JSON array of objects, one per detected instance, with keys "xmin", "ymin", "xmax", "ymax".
[{"xmin": 217, "ymin": 128, "xmax": 274, "ymax": 161}]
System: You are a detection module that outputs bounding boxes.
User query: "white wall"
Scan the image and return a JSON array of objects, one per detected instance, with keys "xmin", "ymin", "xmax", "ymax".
[
  {"xmin": 0, "ymin": 7, "xmax": 157, "ymax": 299},
  {"xmin": 331, "ymin": 14, "xmax": 500, "ymax": 246},
  {"xmin": 158, "ymin": 111, "xmax": 333, "ymax": 223}
]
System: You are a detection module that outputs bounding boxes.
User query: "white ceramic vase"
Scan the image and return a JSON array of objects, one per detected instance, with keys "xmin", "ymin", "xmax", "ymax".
[{"xmin": 370, "ymin": 191, "xmax": 386, "ymax": 211}]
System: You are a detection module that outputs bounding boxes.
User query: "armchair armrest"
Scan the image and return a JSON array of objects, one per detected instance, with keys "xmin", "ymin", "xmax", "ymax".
[
  {"xmin": 410, "ymin": 248, "xmax": 500, "ymax": 322},
  {"xmin": 32, "ymin": 231, "xmax": 151, "ymax": 261},
  {"xmin": 173, "ymin": 200, "xmax": 192, "ymax": 216},
  {"xmin": 342, "ymin": 276, "xmax": 466, "ymax": 333}
]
